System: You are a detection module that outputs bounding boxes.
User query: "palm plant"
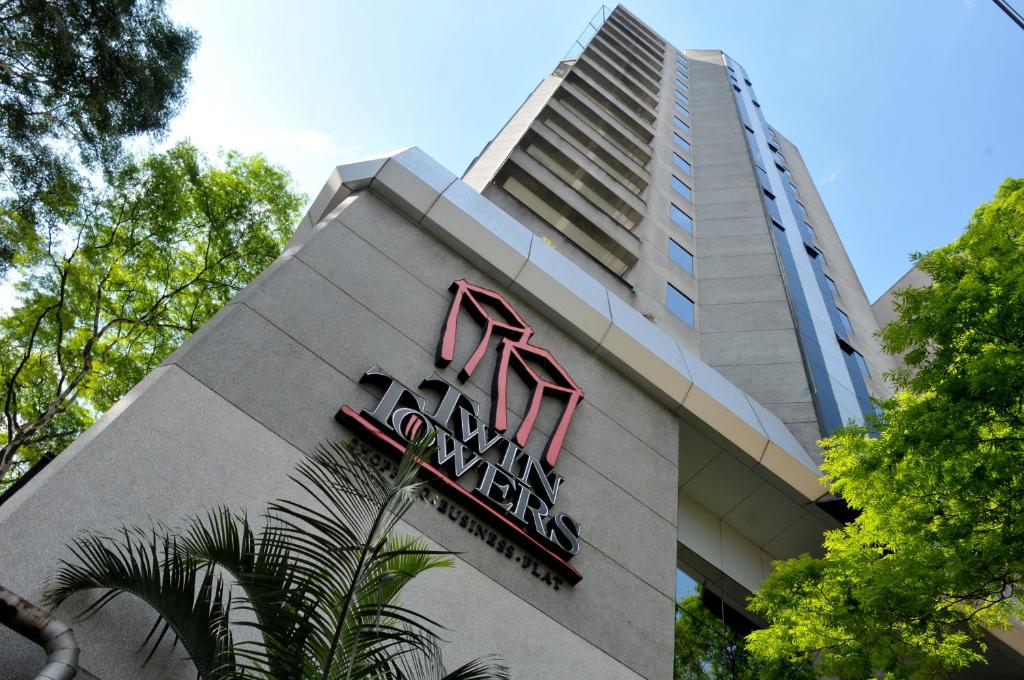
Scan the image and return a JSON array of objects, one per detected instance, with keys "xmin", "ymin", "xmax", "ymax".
[{"xmin": 44, "ymin": 436, "xmax": 510, "ymax": 680}]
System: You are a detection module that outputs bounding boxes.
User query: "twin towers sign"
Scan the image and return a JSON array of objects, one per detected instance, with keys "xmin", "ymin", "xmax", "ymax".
[{"xmin": 337, "ymin": 280, "xmax": 586, "ymax": 584}]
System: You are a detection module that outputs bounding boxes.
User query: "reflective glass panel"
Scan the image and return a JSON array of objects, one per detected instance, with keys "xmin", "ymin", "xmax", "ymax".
[
  {"xmin": 671, "ymin": 175, "xmax": 692, "ymax": 201},
  {"xmin": 671, "ymin": 203, "xmax": 693, "ymax": 233},
  {"xmin": 673, "ymin": 153, "xmax": 692, "ymax": 175},
  {"xmin": 667, "ymin": 284, "xmax": 695, "ymax": 326},
  {"xmin": 669, "ymin": 239, "xmax": 694, "ymax": 274}
]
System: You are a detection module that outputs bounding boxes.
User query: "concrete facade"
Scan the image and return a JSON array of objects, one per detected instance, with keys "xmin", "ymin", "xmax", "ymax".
[
  {"xmin": 1, "ymin": 141, "xmax": 841, "ymax": 680},
  {"xmin": 2, "ymin": 5, "xmax": 1023, "ymax": 679}
]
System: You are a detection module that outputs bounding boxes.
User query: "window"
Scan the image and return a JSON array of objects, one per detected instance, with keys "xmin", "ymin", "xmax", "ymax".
[
  {"xmin": 676, "ymin": 68, "xmax": 688, "ymax": 81},
  {"xmin": 763, "ymin": 188, "xmax": 775, "ymax": 201},
  {"xmin": 671, "ymin": 203, "xmax": 693, "ymax": 233},
  {"xmin": 794, "ymin": 201, "xmax": 807, "ymax": 220},
  {"xmin": 853, "ymin": 351, "xmax": 870, "ymax": 378},
  {"xmin": 727, "ymin": 65, "xmax": 735, "ymax": 73},
  {"xmin": 752, "ymin": 100, "xmax": 761, "ymax": 108},
  {"xmin": 673, "ymin": 153, "xmax": 692, "ymax": 175},
  {"xmin": 674, "ymin": 101, "xmax": 689, "ymax": 117},
  {"xmin": 837, "ymin": 308, "xmax": 854, "ymax": 335},
  {"xmin": 730, "ymin": 74, "xmax": 738, "ymax": 83},
  {"xmin": 671, "ymin": 175, "xmax": 692, "ymax": 201},
  {"xmin": 804, "ymin": 222, "xmax": 816, "ymax": 240},
  {"xmin": 674, "ymin": 117, "xmax": 690, "ymax": 134},
  {"xmin": 824, "ymin": 274, "xmax": 838, "ymax": 296},
  {"xmin": 839, "ymin": 340, "xmax": 870, "ymax": 378},
  {"xmin": 744, "ymin": 124, "xmax": 755, "ymax": 134},
  {"xmin": 673, "ymin": 133, "xmax": 691, "ymax": 154},
  {"xmin": 744, "ymin": 78, "xmax": 752, "ymax": 86},
  {"xmin": 733, "ymin": 84, "xmax": 741, "ymax": 93},
  {"xmin": 669, "ymin": 239, "xmax": 694, "ymax": 274},
  {"xmin": 675, "ymin": 89, "xmax": 689, "ymax": 104},
  {"xmin": 667, "ymin": 284, "xmax": 695, "ymax": 326},
  {"xmin": 676, "ymin": 79, "xmax": 689, "ymax": 92},
  {"xmin": 805, "ymin": 244, "xmax": 828, "ymax": 265}
]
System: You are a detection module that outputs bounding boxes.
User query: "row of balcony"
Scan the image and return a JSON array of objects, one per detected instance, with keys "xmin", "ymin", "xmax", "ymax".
[{"xmin": 491, "ymin": 6, "xmax": 673, "ymax": 280}]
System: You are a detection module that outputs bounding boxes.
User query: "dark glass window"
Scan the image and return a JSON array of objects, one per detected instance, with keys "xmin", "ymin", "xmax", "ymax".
[
  {"xmin": 804, "ymin": 222, "xmax": 816, "ymax": 239},
  {"xmin": 840, "ymin": 341, "xmax": 870, "ymax": 378},
  {"xmin": 673, "ymin": 153, "xmax": 692, "ymax": 175},
  {"xmin": 671, "ymin": 203, "xmax": 693, "ymax": 233},
  {"xmin": 733, "ymin": 84, "xmax": 741, "ymax": 93},
  {"xmin": 674, "ymin": 117, "xmax": 690, "ymax": 134},
  {"xmin": 676, "ymin": 567, "xmax": 698, "ymax": 600},
  {"xmin": 667, "ymin": 284, "xmax": 695, "ymax": 326},
  {"xmin": 837, "ymin": 308, "xmax": 854, "ymax": 335},
  {"xmin": 669, "ymin": 239, "xmax": 694, "ymax": 274},
  {"xmin": 672, "ymin": 175, "xmax": 692, "ymax": 201},
  {"xmin": 675, "ymin": 89, "xmax": 689, "ymax": 104},
  {"xmin": 673, "ymin": 133, "xmax": 691, "ymax": 154},
  {"xmin": 853, "ymin": 351, "xmax": 870, "ymax": 377},
  {"xmin": 744, "ymin": 124, "xmax": 755, "ymax": 134},
  {"xmin": 825, "ymin": 274, "xmax": 838, "ymax": 296},
  {"xmin": 744, "ymin": 78, "xmax": 752, "ymax": 86},
  {"xmin": 676, "ymin": 68, "xmax": 688, "ymax": 80},
  {"xmin": 675, "ymin": 101, "xmax": 690, "ymax": 117},
  {"xmin": 676, "ymin": 79, "xmax": 689, "ymax": 93}
]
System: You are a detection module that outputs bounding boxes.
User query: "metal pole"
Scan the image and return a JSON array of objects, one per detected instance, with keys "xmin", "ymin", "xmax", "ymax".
[
  {"xmin": 0, "ymin": 584, "xmax": 79, "ymax": 680},
  {"xmin": 993, "ymin": 0, "xmax": 1024, "ymax": 31}
]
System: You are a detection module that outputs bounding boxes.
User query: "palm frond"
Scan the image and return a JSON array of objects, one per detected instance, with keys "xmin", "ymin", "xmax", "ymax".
[
  {"xmin": 390, "ymin": 635, "xmax": 510, "ymax": 680},
  {"xmin": 43, "ymin": 525, "xmax": 235, "ymax": 679},
  {"xmin": 258, "ymin": 435, "xmax": 458, "ymax": 680},
  {"xmin": 44, "ymin": 434, "xmax": 510, "ymax": 680},
  {"xmin": 179, "ymin": 506, "xmax": 320, "ymax": 678},
  {"xmin": 439, "ymin": 656, "xmax": 512, "ymax": 680}
]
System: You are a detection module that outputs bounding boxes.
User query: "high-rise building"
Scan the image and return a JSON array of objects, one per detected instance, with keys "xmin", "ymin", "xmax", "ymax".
[
  {"xmin": 465, "ymin": 6, "xmax": 895, "ymax": 462},
  {"xmin": 1, "ymin": 5, "xmax": 1022, "ymax": 679}
]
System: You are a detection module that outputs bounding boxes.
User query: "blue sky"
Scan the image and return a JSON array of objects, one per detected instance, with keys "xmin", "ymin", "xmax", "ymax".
[{"xmin": 164, "ymin": 0, "xmax": 1023, "ymax": 301}]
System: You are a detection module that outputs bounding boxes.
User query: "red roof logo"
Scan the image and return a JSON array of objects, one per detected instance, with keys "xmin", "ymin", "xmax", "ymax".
[{"xmin": 436, "ymin": 279, "xmax": 584, "ymax": 468}]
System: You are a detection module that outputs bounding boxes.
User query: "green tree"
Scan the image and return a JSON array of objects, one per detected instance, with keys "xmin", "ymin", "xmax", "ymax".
[
  {"xmin": 0, "ymin": 0, "xmax": 198, "ymax": 270},
  {"xmin": 674, "ymin": 588, "xmax": 814, "ymax": 680},
  {"xmin": 747, "ymin": 178, "xmax": 1024, "ymax": 678},
  {"xmin": 45, "ymin": 436, "xmax": 510, "ymax": 680},
  {"xmin": 0, "ymin": 142, "xmax": 303, "ymax": 490}
]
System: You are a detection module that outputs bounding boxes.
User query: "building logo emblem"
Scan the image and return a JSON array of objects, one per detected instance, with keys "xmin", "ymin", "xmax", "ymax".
[{"xmin": 337, "ymin": 279, "xmax": 585, "ymax": 584}]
